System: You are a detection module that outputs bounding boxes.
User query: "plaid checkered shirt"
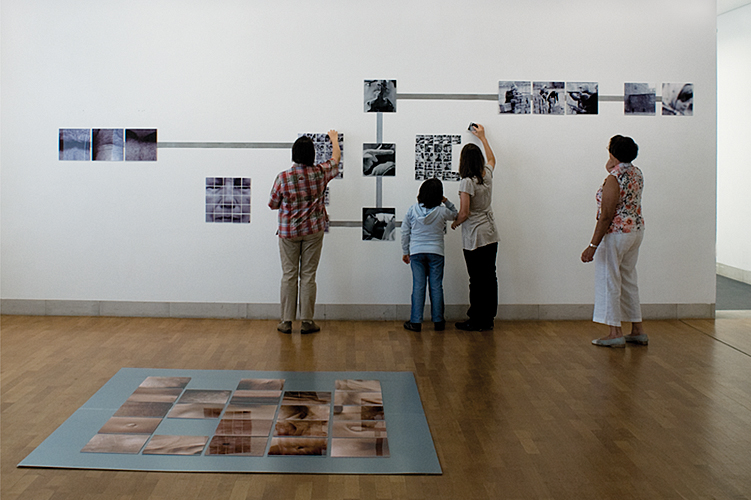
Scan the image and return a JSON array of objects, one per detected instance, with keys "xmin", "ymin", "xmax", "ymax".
[{"xmin": 268, "ymin": 159, "xmax": 339, "ymax": 238}]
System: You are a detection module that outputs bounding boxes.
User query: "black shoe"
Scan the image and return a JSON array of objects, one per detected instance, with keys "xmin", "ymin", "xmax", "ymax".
[
  {"xmin": 277, "ymin": 321, "xmax": 292, "ymax": 334},
  {"xmin": 301, "ymin": 321, "xmax": 320, "ymax": 334},
  {"xmin": 434, "ymin": 321, "xmax": 445, "ymax": 331},
  {"xmin": 403, "ymin": 321, "xmax": 422, "ymax": 332}
]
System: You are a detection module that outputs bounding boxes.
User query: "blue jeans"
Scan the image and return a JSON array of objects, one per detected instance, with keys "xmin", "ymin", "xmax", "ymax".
[{"xmin": 410, "ymin": 253, "xmax": 445, "ymax": 323}]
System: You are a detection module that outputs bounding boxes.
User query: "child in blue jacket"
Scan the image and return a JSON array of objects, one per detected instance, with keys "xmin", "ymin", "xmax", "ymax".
[{"xmin": 401, "ymin": 178, "xmax": 458, "ymax": 332}]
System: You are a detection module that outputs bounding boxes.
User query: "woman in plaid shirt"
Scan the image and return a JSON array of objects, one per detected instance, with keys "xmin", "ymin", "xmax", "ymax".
[{"xmin": 269, "ymin": 130, "xmax": 341, "ymax": 334}]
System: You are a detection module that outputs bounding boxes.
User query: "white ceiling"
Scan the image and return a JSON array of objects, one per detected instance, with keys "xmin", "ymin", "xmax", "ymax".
[{"xmin": 718, "ymin": 0, "xmax": 751, "ymax": 14}]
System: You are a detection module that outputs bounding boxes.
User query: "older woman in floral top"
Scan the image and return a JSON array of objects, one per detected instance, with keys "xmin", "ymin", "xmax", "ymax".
[{"xmin": 581, "ymin": 135, "xmax": 647, "ymax": 348}]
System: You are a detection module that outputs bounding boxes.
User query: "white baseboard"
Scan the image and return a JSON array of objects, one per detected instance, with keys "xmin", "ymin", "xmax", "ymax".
[
  {"xmin": 716, "ymin": 262, "xmax": 751, "ymax": 285},
  {"xmin": 0, "ymin": 299, "xmax": 715, "ymax": 321}
]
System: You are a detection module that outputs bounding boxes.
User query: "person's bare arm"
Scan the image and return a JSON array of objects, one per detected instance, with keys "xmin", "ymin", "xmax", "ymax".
[
  {"xmin": 327, "ymin": 129, "xmax": 341, "ymax": 165},
  {"xmin": 471, "ymin": 123, "xmax": 496, "ymax": 169},
  {"xmin": 581, "ymin": 176, "xmax": 619, "ymax": 263},
  {"xmin": 451, "ymin": 192, "xmax": 471, "ymax": 230}
]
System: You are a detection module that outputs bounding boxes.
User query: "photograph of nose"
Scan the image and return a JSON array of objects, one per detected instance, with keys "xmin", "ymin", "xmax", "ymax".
[{"xmin": 205, "ymin": 177, "xmax": 251, "ymax": 223}]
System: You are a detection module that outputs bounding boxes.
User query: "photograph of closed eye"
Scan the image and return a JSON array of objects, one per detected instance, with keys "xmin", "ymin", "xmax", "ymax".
[
  {"xmin": 334, "ymin": 391, "xmax": 383, "ymax": 406},
  {"xmin": 139, "ymin": 376, "xmax": 191, "ymax": 389},
  {"xmin": 335, "ymin": 380, "xmax": 382, "ymax": 392},
  {"xmin": 142, "ymin": 435, "xmax": 208, "ymax": 455},
  {"xmin": 97, "ymin": 417, "xmax": 162, "ymax": 434},
  {"xmin": 333, "ymin": 405, "xmax": 384, "ymax": 421},
  {"xmin": 59, "ymin": 128, "xmax": 91, "ymax": 161},
  {"xmin": 274, "ymin": 420, "xmax": 329, "ymax": 437},
  {"xmin": 214, "ymin": 418, "xmax": 273, "ymax": 436},
  {"xmin": 177, "ymin": 390, "xmax": 231, "ymax": 405},
  {"xmin": 277, "ymin": 405, "xmax": 330, "ymax": 421},
  {"xmin": 113, "ymin": 401, "xmax": 173, "ymax": 418},
  {"xmin": 81, "ymin": 433, "xmax": 149, "ymax": 454},
  {"xmin": 236, "ymin": 379, "xmax": 285, "ymax": 391},
  {"xmin": 281, "ymin": 391, "xmax": 331, "ymax": 405},
  {"xmin": 125, "ymin": 387, "xmax": 183, "ymax": 403},
  {"xmin": 207, "ymin": 436, "xmax": 267, "ymax": 456},
  {"xmin": 268, "ymin": 437, "xmax": 327, "ymax": 456},
  {"xmin": 167, "ymin": 403, "xmax": 224, "ymax": 419},
  {"xmin": 124, "ymin": 128, "xmax": 157, "ymax": 161},
  {"xmin": 92, "ymin": 128, "xmax": 124, "ymax": 161},
  {"xmin": 332, "ymin": 421, "xmax": 387, "ymax": 439},
  {"xmin": 205, "ymin": 177, "xmax": 251, "ymax": 223},
  {"xmin": 331, "ymin": 438, "xmax": 389, "ymax": 458},
  {"xmin": 223, "ymin": 404, "xmax": 278, "ymax": 420}
]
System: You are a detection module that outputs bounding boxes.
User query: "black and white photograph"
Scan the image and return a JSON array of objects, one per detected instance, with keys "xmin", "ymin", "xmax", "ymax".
[
  {"xmin": 177, "ymin": 390, "xmax": 231, "ymax": 405},
  {"xmin": 223, "ymin": 404, "xmax": 278, "ymax": 420},
  {"xmin": 125, "ymin": 387, "xmax": 182, "ymax": 403},
  {"xmin": 624, "ymin": 83, "xmax": 656, "ymax": 115},
  {"xmin": 332, "ymin": 421, "xmax": 387, "ymax": 439},
  {"xmin": 59, "ymin": 128, "xmax": 91, "ymax": 161},
  {"xmin": 124, "ymin": 128, "xmax": 157, "ymax": 161},
  {"xmin": 362, "ymin": 208, "xmax": 396, "ymax": 241},
  {"xmin": 298, "ymin": 132, "xmax": 344, "ymax": 178},
  {"xmin": 230, "ymin": 390, "xmax": 282, "ymax": 405},
  {"xmin": 364, "ymin": 79, "xmax": 396, "ymax": 112},
  {"xmin": 334, "ymin": 391, "xmax": 383, "ymax": 406},
  {"xmin": 414, "ymin": 135, "xmax": 461, "ymax": 181},
  {"xmin": 662, "ymin": 83, "xmax": 693, "ymax": 116},
  {"xmin": 205, "ymin": 177, "xmax": 251, "ymax": 224},
  {"xmin": 362, "ymin": 143, "xmax": 396, "ymax": 176},
  {"xmin": 566, "ymin": 82, "xmax": 599, "ymax": 114},
  {"xmin": 533, "ymin": 82, "xmax": 565, "ymax": 115},
  {"xmin": 333, "ymin": 405, "xmax": 385, "ymax": 421},
  {"xmin": 113, "ymin": 401, "xmax": 173, "ymax": 418},
  {"xmin": 274, "ymin": 420, "xmax": 329, "ymax": 437},
  {"xmin": 498, "ymin": 81, "xmax": 532, "ymax": 114},
  {"xmin": 92, "ymin": 128, "xmax": 124, "ymax": 161}
]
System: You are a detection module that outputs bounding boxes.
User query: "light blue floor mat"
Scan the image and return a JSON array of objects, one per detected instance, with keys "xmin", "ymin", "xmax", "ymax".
[{"xmin": 18, "ymin": 368, "xmax": 441, "ymax": 474}]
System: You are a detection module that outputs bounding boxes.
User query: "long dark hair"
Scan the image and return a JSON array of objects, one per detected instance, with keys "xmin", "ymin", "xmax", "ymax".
[{"xmin": 458, "ymin": 143, "xmax": 485, "ymax": 184}]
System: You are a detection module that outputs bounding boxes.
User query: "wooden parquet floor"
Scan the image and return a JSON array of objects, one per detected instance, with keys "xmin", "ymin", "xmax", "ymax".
[{"xmin": 2, "ymin": 315, "xmax": 751, "ymax": 500}]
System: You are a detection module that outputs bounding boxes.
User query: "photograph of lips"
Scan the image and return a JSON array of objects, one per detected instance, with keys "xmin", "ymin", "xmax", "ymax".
[{"xmin": 205, "ymin": 177, "xmax": 251, "ymax": 223}]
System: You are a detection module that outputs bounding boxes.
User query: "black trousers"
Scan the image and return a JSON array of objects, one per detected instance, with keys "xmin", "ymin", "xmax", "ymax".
[{"xmin": 462, "ymin": 242, "xmax": 498, "ymax": 325}]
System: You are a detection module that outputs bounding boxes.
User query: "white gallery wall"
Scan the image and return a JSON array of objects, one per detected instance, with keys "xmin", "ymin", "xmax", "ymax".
[
  {"xmin": 717, "ymin": 3, "xmax": 751, "ymax": 283},
  {"xmin": 1, "ymin": 0, "xmax": 717, "ymax": 318}
]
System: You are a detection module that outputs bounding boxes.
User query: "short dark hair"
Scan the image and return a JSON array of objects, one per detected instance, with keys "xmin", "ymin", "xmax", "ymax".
[
  {"xmin": 292, "ymin": 136, "xmax": 316, "ymax": 166},
  {"xmin": 608, "ymin": 135, "xmax": 638, "ymax": 163},
  {"xmin": 417, "ymin": 178, "xmax": 443, "ymax": 209},
  {"xmin": 458, "ymin": 143, "xmax": 486, "ymax": 184}
]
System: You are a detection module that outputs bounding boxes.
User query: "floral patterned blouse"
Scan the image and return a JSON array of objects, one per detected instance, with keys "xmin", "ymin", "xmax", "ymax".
[{"xmin": 596, "ymin": 162, "xmax": 644, "ymax": 234}]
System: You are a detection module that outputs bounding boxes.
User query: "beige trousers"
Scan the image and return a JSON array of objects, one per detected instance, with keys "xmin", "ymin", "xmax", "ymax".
[{"xmin": 278, "ymin": 231, "xmax": 325, "ymax": 322}]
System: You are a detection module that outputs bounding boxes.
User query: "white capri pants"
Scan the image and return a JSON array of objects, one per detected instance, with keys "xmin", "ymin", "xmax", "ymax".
[{"xmin": 593, "ymin": 230, "xmax": 644, "ymax": 327}]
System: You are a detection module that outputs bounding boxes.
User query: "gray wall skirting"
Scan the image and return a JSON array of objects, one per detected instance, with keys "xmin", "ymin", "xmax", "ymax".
[
  {"xmin": 0, "ymin": 299, "xmax": 715, "ymax": 321},
  {"xmin": 717, "ymin": 262, "xmax": 751, "ymax": 286}
]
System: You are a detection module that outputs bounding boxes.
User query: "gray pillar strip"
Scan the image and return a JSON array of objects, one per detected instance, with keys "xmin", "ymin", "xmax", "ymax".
[
  {"xmin": 376, "ymin": 113, "xmax": 383, "ymax": 208},
  {"xmin": 158, "ymin": 142, "xmax": 293, "ymax": 149}
]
